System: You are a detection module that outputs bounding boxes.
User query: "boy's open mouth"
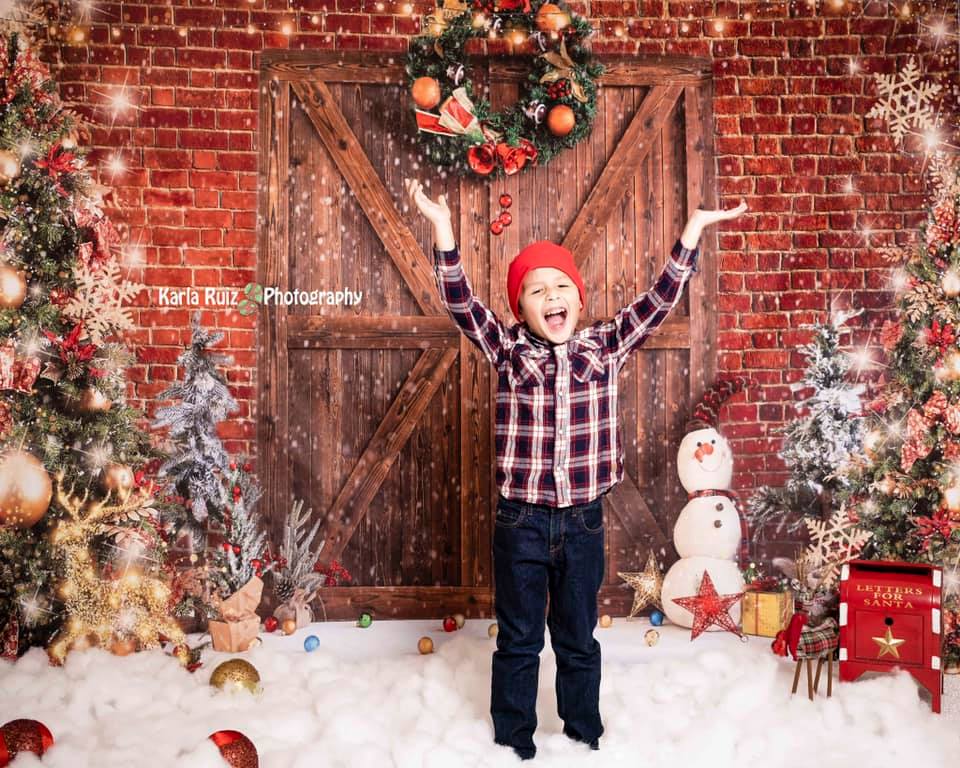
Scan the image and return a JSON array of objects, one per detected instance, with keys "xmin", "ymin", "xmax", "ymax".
[{"xmin": 544, "ymin": 307, "xmax": 567, "ymax": 331}]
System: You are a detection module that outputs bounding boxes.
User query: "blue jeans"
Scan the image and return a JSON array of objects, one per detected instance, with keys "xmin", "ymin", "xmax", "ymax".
[{"xmin": 491, "ymin": 493, "xmax": 605, "ymax": 757}]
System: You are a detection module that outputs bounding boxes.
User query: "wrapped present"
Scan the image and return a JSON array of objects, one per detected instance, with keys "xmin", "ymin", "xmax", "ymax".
[
  {"xmin": 274, "ymin": 587, "xmax": 314, "ymax": 630},
  {"xmin": 209, "ymin": 576, "xmax": 263, "ymax": 653},
  {"xmin": 742, "ymin": 589, "xmax": 794, "ymax": 637}
]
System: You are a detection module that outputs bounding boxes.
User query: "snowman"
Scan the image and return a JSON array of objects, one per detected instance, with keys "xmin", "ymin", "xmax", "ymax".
[{"xmin": 661, "ymin": 378, "xmax": 751, "ymax": 628}]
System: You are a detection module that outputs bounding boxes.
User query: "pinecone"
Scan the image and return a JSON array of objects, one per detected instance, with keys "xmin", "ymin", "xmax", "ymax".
[
  {"xmin": 274, "ymin": 573, "xmax": 296, "ymax": 603},
  {"xmin": 547, "ymin": 79, "xmax": 572, "ymax": 101}
]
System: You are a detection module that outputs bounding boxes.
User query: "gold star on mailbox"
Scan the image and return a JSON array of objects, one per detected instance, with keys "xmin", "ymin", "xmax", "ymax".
[{"xmin": 872, "ymin": 627, "xmax": 906, "ymax": 659}]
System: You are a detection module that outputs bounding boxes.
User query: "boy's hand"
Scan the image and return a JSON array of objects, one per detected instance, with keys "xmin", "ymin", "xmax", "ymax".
[
  {"xmin": 680, "ymin": 200, "xmax": 748, "ymax": 250},
  {"xmin": 405, "ymin": 178, "xmax": 451, "ymax": 226},
  {"xmin": 405, "ymin": 178, "xmax": 456, "ymax": 251}
]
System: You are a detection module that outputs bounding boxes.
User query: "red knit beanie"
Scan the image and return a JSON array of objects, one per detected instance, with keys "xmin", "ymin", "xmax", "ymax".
[{"xmin": 506, "ymin": 241, "xmax": 586, "ymax": 322}]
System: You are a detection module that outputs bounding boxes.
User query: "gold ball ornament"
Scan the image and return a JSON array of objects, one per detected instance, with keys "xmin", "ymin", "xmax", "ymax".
[
  {"xmin": 453, "ymin": 612, "xmax": 466, "ymax": 629},
  {"xmin": 0, "ymin": 264, "xmax": 26, "ymax": 309},
  {"xmin": 535, "ymin": 3, "xmax": 571, "ymax": 32},
  {"xmin": 110, "ymin": 635, "xmax": 137, "ymax": 656},
  {"xmin": 644, "ymin": 629, "xmax": 660, "ymax": 647},
  {"xmin": 103, "ymin": 463, "xmax": 135, "ymax": 500},
  {"xmin": 546, "ymin": 104, "xmax": 576, "ymax": 137},
  {"xmin": 411, "ymin": 76, "xmax": 442, "ymax": 110},
  {"xmin": 77, "ymin": 387, "xmax": 113, "ymax": 413},
  {"xmin": 488, "ymin": 622, "xmax": 498, "ymax": 638},
  {"xmin": 0, "ymin": 150, "xmax": 21, "ymax": 185},
  {"xmin": 209, "ymin": 658, "xmax": 261, "ymax": 694},
  {"xmin": 599, "ymin": 614, "xmax": 613, "ymax": 628},
  {"xmin": 943, "ymin": 270, "xmax": 960, "ymax": 298},
  {"xmin": 0, "ymin": 450, "xmax": 52, "ymax": 528},
  {"xmin": 418, "ymin": 636, "xmax": 434, "ymax": 654},
  {"xmin": 281, "ymin": 618, "xmax": 297, "ymax": 636}
]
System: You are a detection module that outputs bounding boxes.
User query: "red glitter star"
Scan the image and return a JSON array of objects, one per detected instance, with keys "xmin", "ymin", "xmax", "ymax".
[{"xmin": 671, "ymin": 571, "xmax": 744, "ymax": 641}]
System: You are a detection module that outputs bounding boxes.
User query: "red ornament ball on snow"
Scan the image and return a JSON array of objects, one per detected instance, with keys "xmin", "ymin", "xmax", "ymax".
[
  {"xmin": 209, "ymin": 730, "xmax": 259, "ymax": 768},
  {"xmin": 442, "ymin": 616, "xmax": 458, "ymax": 632},
  {"xmin": 490, "ymin": 220, "xmax": 504, "ymax": 236},
  {"xmin": 498, "ymin": 211, "xmax": 513, "ymax": 227},
  {"xmin": 264, "ymin": 616, "xmax": 279, "ymax": 633},
  {"xmin": 499, "ymin": 194, "xmax": 512, "ymax": 209},
  {"xmin": 0, "ymin": 719, "xmax": 54, "ymax": 766}
]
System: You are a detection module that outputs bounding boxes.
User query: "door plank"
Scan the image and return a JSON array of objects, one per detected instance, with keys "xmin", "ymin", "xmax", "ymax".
[
  {"xmin": 291, "ymin": 79, "xmax": 446, "ymax": 318},
  {"xmin": 319, "ymin": 347, "xmax": 460, "ymax": 563},
  {"xmin": 562, "ymin": 85, "xmax": 683, "ymax": 262}
]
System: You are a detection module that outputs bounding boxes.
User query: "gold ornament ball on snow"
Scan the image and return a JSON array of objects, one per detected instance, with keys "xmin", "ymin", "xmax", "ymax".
[
  {"xmin": 281, "ymin": 618, "xmax": 297, "ymax": 636},
  {"xmin": 103, "ymin": 463, "xmax": 135, "ymax": 500},
  {"xmin": 0, "ymin": 450, "xmax": 52, "ymax": 528},
  {"xmin": 944, "ymin": 270, "xmax": 960, "ymax": 298},
  {"xmin": 418, "ymin": 636, "xmax": 434, "ymax": 654},
  {"xmin": 599, "ymin": 614, "xmax": 612, "ymax": 628},
  {"xmin": 488, "ymin": 622, "xmax": 499, "ymax": 638},
  {"xmin": 0, "ymin": 265, "xmax": 26, "ymax": 308},
  {"xmin": 0, "ymin": 150, "xmax": 21, "ymax": 184},
  {"xmin": 209, "ymin": 659, "xmax": 261, "ymax": 694},
  {"xmin": 453, "ymin": 613, "xmax": 466, "ymax": 629},
  {"xmin": 644, "ymin": 629, "xmax": 659, "ymax": 647}
]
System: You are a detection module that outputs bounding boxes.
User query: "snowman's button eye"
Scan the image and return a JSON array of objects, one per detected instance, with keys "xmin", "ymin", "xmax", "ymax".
[
  {"xmin": 715, "ymin": 503, "xmax": 724, "ymax": 511},
  {"xmin": 696, "ymin": 442, "xmax": 702, "ymax": 447},
  {"xmin": 711, "ymin": 439, "xmax": 716, "ymax": 444},
  {"xmin": 714, "ymin": 519, "xmax": 723, "ymax": 528}
]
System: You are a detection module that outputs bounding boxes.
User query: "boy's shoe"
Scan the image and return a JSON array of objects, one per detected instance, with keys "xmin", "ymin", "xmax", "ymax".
[
  {"xmin": 563, "ymin": 726, "xmax": 600, "ymax": 751},
  {"xmin": 495, "ymin": 739, "xmax": 536, "ymax": 761}
]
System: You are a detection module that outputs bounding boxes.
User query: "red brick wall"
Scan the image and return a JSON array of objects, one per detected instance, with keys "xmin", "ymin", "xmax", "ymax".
[{"xmin": 35, "ymin": 2, "xmax": 957, "ymax": 503}]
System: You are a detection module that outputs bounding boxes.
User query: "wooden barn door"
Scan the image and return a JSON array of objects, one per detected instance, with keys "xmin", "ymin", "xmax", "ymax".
[{"xmin": 258, "ymin": 52, "xmax": 716, "ymax": 619}]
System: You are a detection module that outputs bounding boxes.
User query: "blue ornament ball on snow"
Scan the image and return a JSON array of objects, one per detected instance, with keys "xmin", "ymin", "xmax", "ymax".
[
  {"xmin": 304, "ymin": 635, "xmax": 320, "ymax": 652},
  {"xmin": 649, "ymin": 610, "xmax": 664, "ymax": 626}
]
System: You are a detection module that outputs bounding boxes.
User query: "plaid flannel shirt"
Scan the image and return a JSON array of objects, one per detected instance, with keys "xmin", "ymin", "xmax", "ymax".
[{"xmin": 433, "ymin": 238, "xmax": 699, "ymax": 507}]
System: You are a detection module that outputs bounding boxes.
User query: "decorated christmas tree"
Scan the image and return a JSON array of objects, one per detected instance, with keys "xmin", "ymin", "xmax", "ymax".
[
  {"xmin": 0, "ymin": 31, "xmax": 172, "ymax": 658},
  {"xmin": 151, "ymin": 311, "xmax": 238, "ymax": 544},
  {"xmin": 839, "ymin": 153, "xmax": 960, "ymax": 669},
  {"xmin": 748, "ymin": 311, "xmax": 867, "ymax": 536}
]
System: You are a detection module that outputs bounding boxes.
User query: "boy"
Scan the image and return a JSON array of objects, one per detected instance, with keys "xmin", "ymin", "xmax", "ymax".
[{"xmin": 406, "ymin": 178, "xmax": 746, "ymax": 760}]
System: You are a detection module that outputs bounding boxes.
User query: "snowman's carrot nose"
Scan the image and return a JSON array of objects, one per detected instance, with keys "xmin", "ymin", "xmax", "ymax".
[{"xmin": 694, "ymin": 443, "xmax": 714, "ymax": 462}]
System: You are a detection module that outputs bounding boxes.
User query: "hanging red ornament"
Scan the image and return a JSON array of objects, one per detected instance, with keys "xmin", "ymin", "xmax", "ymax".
[
  {"xmin": 232, "ymin": 545, "xmax": 241, "ymax": 555},
  {"xmin": 264, "ymin": 616, "xmax": 279, "ymax": 633},
  {"xmin": 243, "ymin": 462, "xmax": 252, "ymax": 472},
  {"xmin": 251, "ymin": 559, "xmax": 261, "ymax": 569},
  {"xmin": 229, "ymin": 462, "xmax": 237, "ymax": 471},
  {"xmin": 499, "ymin": 193, "xmax": 512, "ymax": 209},
  {"xmin": 442, "ymin": 616, "xmax": 457, "ymax": 632},
  {"xmin": 498, "ymin": 211, "xmax": 513, "ymax": 227},
  {"xmin": 671, "ymin": 571, "xmax": 744, "ymax": 641},
  {"xmin": 467, "ymin": 143, "xmax": 496, "ymax": 176},
  {"xmin": 490, "ymin": 220, "xmax": 504, "ymax": 235}
]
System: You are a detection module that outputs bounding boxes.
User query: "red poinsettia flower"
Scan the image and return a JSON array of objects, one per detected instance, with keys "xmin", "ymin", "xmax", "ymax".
[
  {"xmin": 34, "ymin": 141, "xmax": 80, "ymax": 195},
  {"xmin": 43, "ymin": 323, "xmax": 97, "ymax": 367},
  {"xmin": 925, "ymin": 318, "xmax": 956, "ymax": 360},
  {"xmin": 467, "ymin": 142, "xmax": 497, "ymax": 176},
  {"xmin": 913, "ymin": 508, "xmax": 960, "ymax": 551}
]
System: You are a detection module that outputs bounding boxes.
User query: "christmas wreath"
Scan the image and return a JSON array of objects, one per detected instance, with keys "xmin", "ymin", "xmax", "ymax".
[{"xmin": 405, "ymin": 0, "xmax": 603, "ymax": 178}]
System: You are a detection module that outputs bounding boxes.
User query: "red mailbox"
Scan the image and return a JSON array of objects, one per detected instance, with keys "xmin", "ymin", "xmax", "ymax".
[{"xmin": 839, "ymin": 559, "xmax": 943, "ymax": 712}]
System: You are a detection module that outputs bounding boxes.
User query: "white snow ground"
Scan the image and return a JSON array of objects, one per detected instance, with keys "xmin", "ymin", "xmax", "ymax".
[{"xmin": 1, "ymin": 618, "xmax": 957, "ymax": 768}]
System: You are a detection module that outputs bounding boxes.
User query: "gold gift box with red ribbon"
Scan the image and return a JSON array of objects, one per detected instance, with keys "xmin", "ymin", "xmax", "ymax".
[{"xmin": 742, "ymin": 589, "xmax": 794, "ymax": 637}]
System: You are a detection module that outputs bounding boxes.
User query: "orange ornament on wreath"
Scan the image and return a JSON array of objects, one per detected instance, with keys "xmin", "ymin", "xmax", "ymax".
[
  {"xmin": 546, "ymin": 104, "xmax": 575, "ymax": 137},
  {"xmin": 411, "ymin": 77, "xmax": 442, "ymax": 110},
  {"xmin": 535, "ymin": 3, "xmax": 571, "ymax": 32}
]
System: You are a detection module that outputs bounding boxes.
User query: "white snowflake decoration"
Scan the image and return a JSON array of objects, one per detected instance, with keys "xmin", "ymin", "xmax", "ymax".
[
  {"xmin": 64, "ymin": 261, "xmax": 144, "ymax": 345},
  {"xmin": 804, "ymin": 507, "xmax": 873, "ymax": 588},
  {"xmin": 867, "ymin": 57, "xmax": 942, "ymax": 146}
]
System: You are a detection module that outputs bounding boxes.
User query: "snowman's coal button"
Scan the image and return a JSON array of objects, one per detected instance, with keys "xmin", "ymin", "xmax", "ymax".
[
  {"xmin": 714, "ymin": 519, "xmax": 723, "ymax": 528},
  {"xmin": 715, "ymin": 503, "xmax": 724, "ymax": 511}
]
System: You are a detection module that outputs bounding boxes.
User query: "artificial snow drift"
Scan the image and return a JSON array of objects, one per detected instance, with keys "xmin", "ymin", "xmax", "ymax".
[{"xmin": 1, "ymin": 619, "xmax": 957, "ymax": 767}]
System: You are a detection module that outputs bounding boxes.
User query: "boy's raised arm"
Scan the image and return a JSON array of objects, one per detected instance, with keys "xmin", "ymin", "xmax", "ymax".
[
  {"xmin": 433, "ymin": 245, "xmax": 510, "ymax": 368},
  {"xmin": 598, "ymin": 239, "xmax": 700, "ymax": 365},
  {"xmin": 406, "ymin": 179, "xmax": 510, "ymax": 368}
]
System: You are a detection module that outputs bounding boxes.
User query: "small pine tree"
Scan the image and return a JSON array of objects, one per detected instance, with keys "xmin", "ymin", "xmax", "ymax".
[
  {"xmin": 748, "ymin": 310, "xmax": 867, "ymax": 536},
  {"xmin": 152, "ymin": 312, "xmax": 238, "ymax": 541}
]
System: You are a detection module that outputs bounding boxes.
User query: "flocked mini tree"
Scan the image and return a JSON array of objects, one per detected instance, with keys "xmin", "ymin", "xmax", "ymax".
[
  {"xmin": 748, "ymin": 311, "xmax": 867, "ymax": 536},
  {"xmin": 151, "ymin": 312, "xmax": 237, "ymax": 545},
  {"xmin": 0, "ymin": 31, "xmax": 173, "ymax": 657},
  {"xmin": 839, "ymin": 154, "xmax": 960, "ymax": 669}
]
